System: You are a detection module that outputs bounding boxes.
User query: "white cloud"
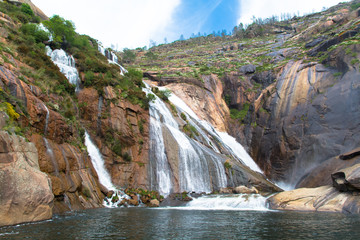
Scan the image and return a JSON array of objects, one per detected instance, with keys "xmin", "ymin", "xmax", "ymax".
[
  {"xmin": 238, "ymin": 0, "xmax": 352, "ymax": 25},
  {"xmin": 31, "ymin": 0, "xmax": 181, "ymax": 49}
]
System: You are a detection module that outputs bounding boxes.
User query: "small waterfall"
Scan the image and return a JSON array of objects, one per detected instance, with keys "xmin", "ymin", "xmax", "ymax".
[
  {"xmin": 84, "ymin": 131, "xmax": 129, "ymax": 207},
  {"xmin": 144, "ymin": 83, "xmax": 227, "ymax": 195},
  {"xmin": 97, "ymin": 96, "xmax": 103, "ymax": 134},
  {"xmin": 43, "ymin": 138, "xmax": 59, "ymax": 176},
  {"xmin": 98, "ymin": 44, "xmax": 128, "ymax": 76},
  {"xmin": 46, "ymin": 46, "xmax": 80, "ymax": 92},
  {"xmin": 42, "ymin": 103, "xmax": 50, "ymax": 136},
  {"xmin": 84, "ymin": 131, "xmax": 115, "ymax": 191},
  {"xmin": 181, "ymin": 194, "xmax": 268, "ymax": 211}
]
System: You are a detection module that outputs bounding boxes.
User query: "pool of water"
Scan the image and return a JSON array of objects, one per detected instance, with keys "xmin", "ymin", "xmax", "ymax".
[{"xmin": 1, "ymin": 207, "xmax": 360, "ymax": 239}]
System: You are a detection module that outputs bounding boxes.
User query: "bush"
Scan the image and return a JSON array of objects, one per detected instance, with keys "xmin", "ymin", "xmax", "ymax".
[
  {"xmin": 43, "ymin": 15, "xmax": 76, "ymax": 48},
  {"xmin": 20, "ymin": 23, "xmax": 50, "ymax": 43},
  {"xmin": 123, "ymin": 152, "xmax": 132, "ymax": 162},
  {"xmin": 21, "ymin": 3, "xmax": 34, "ymax": 16}
]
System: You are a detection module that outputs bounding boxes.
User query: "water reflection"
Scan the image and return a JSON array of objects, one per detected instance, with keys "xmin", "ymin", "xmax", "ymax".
[{"xmin": 1, "ymin": 208, "xmax": 360, "ymax": 240}]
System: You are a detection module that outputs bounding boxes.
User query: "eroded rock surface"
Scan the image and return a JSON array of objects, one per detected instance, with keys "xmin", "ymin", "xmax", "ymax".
[{"xmin": 0, "ymin": 131, "xmax": 53, "ymax": 227}]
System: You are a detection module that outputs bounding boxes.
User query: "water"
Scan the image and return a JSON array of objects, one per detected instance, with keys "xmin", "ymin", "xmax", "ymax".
[
  {"xmin": 42, "ymin": 103, "xmax": 50, "ymax": 136},
  {"xmin": 43, "ymin": 137, "xmax": 59, "ymax": 176},
  {"xmin": 144, "ymin": 84, "xmax": 227, "ymax": 195},
  {"xmin": 1, "ymin": 208, "xmax": 360, "ymax": 239},
  {"xmin": 84, "ymin": 131, "xmax": 115, "ymax": 191},
  {"xmin": 84, "ymin": 131, "xmax": 129, "ymax": 207},
  {"xmin": 46, "ymin": 47, "xmax": 80, "ymax": 92},
  {"xmin": 98, "ymin": 44, "xmax": 128, "ymax": 75},
  {"xmin": 167, "ymin": 91, "xmax": 263, "ymax": 173}
]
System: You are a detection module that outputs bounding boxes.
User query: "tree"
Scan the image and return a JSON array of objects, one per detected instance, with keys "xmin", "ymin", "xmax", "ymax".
[
  {"xmin": 43, "ymin": 15, "xmax": 76, "ymax": 48},
  {"xmin": 149, "ymin": 39, "xmax": 157, "ymax": 48},
  {"xmin": 122, "ymin": 48, "xmax": 136, "ymax": 63},
  {"xmin": 21, "ymin": 3, "xmax": 34, "ymax": 16}
]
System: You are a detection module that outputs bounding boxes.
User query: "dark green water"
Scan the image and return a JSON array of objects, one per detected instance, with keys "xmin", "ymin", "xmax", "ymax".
[{"xmin": 1, "ymin": 208, "xmax": 360, "ymax": 240}]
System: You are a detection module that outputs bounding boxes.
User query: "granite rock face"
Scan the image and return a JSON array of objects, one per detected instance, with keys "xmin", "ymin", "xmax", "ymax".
[
  {"xmin": 267, "ymin": 186, "xmax": 360, "ymax": 214},
  {"xmin": 0, "ymin": 131, "xmax": 53, "ymax": 227}
]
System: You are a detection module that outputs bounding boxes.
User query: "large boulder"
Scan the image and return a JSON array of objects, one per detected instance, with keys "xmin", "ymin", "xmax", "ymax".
[
  {"xmin": 0, "ymin": 131, "xmax": 54, "ymax": 227},
  {"xmin": 267, "ymin": 186, "xmax": 360, "ymax": 213}
]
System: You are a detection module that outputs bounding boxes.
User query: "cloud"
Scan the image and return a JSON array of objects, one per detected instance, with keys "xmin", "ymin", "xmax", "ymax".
[
  {"xmin": 32, "ymin": 0, "xmax": 181, "ymax": 49},
  {"xmin": 237, "ymin": 0, "xmax": 351, "ymax": 25}
]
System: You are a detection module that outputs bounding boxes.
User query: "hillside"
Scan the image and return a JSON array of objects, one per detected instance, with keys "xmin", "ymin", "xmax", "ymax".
[{"xmin": 128, "ymin": 0, "xmax": 360, "ymax": 185}]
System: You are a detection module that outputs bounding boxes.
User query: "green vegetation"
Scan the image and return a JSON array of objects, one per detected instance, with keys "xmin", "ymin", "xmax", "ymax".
[
  {"xmin": 224, "ymin": 160, "xmax": 232, "ymax": 169},
  {"xmin": 230, "ymin": 103, "xmax": 250, "ymax": 122}
]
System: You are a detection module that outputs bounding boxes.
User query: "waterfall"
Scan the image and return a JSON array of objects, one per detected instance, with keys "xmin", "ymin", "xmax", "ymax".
[
  {"xmin": 43, "ymin": 138, "xmax": 59, "ymax": 176},
  {"xmin": 42, "ymin": 103, "xmax": 50, "ymax": 136},
  {"xmin": 46, "ymin": 46, "xmax": 80, "ymax": 92},
  {"xmin": 144, "ymin": 83, "xmax": 227, "ymax": 195},
  {"xmin": 84, "ymin": 131, "xmax": 129, "ymax": 207},
  {"xmin": 98, "ymin": 44, "xmax": 128, "ymax": 76},
  {"xmin": 84, "ymin": 131, "xmax": 115, "ymax": 191},
  {"xmin": 166, "ymin": 92, "xmax": 263, "ymax": 173},
  {"xmin": 181, "ymin": 194, "xmax": 268, "ymax": 211}
]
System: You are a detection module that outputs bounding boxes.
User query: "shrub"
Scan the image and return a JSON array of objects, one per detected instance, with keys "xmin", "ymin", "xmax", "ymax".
[
  {"xmin": 224, "ymin": 160, "xmax": 232, "ymax": 169},
  {"xmin": 21, "ymin": 3, "xmax": 34, "ymax": 16},
  {"xmin": 123, "ymin": 152, "xmax": 132, "ymax": 162},
  {"xmin": 180, "ymin": 112, "xmax": 187, "ymax": 121}
]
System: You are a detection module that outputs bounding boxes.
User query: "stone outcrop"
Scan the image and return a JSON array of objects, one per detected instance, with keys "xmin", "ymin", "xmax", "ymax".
[
  {"xmin": 267, "ymin": 186, "xmax": 360, "ymax": 214},
  {"xmin": 0, "ymin": 131, "xmax": 53, "ymax": 227},
  {"xmin": 166, "ymin": 74, "xmax": 229, "ymax": 132},
  {"xmin": 78, "ymin": 87, "xmax": 150, "ymax": 189}
]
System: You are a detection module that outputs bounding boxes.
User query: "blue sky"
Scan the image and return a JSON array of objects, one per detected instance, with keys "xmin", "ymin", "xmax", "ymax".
[
  {"xmin": 31, "ymin": 0, "xmax": 350, "ymax": 50},
  {"xmin": 171, "ymin": 0, "xmax": 240, "ymax": 39}
]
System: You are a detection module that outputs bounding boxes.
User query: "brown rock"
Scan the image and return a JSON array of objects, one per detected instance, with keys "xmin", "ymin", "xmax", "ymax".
[
  {"xmin": 0, "ymin": 131, "xmax": 54, "ymax": 227},
  {"xmin": 149, "ymin": 199, "xmax": 160, "ymax": 207},
  {"xmin": 234, "ymin": 186, "xmax": 259, "ymax": 194},
  {"xmin": 267, "ymin": 186, "xmax": 357, "ymax": 213},
  {"xmin": 219, "ymin": 187, "xmax": 233, "ymax": 194}
]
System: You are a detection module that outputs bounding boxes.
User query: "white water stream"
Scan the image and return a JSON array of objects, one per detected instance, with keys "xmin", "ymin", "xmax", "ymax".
[
  {"xmin": 84, "ymin": 131, "xmax": 129, "ymax": 207},
  {"xmin": 98, "ymin": 44, "xmax": 128, "ymax": 76},
  {"xmin": 46, "ymin": 46, "xmax": 80, "ymax": 92},
  {"xmin": 182, "ymin": 194, "xmax": 268, "ymax": 211}
]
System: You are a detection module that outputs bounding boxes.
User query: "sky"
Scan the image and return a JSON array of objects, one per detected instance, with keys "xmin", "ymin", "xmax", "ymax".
[{"xmin": 31, "ymin": 0, "xmax": 350, "ymax": 50}]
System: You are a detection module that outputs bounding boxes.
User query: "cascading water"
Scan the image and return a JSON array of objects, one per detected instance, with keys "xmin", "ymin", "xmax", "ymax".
[
  {"xmin": 46, "ymin": 46, "xmax": 81, "ymax": 92},
  {"xmin": 166, "ymin": 92, "xmax": 263, "ymax": 173},
  {"xmin": 144, "ymin": 84, "xmax": 228, "ymax": 195},
  {"xmin": 84, "ymin": 131, "xmax": 129, "ymax": 207},
  {"xmin": 43, "ymin": 138, "xmax": 59, "ymax": 176},
  {"xmin": 42, "ymin": 103, "xmax": 50, "ymax": 136},
  {"xmin": 98, "ymin": 44, "xmax": 128, "ymax": 75},
  {"xmin": 179, "ymin": 194, "xmax": 268, "ymax": 211}
]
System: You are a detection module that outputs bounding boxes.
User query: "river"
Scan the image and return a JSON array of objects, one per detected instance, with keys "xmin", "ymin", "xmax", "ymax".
[{"xmin": 1, "ymin": 207, "xmax": 360, "ymax": 240}]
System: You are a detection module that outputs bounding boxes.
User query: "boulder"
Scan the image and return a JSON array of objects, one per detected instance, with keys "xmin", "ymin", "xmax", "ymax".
[
  {"xmin": 219, "ymin": 187, "xmax": 233, "ymax": 194},
  {"xmin": 267, "ymin": 186, "xmax": 358, "ymax": 213},
  {"xmin": 240, "ymin": 64, "xmax": 256, "ymax": 74},
  {"xmin": 0, "ymin": 131, "xmax": 54, "ymax": 227},
  {"xmin": 234, "ymin": 186, "xmax": 259, "ymax": 194},
  {"xmin": 149, "ymin": 199, "xmax": 160, "ymax": 207}
]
